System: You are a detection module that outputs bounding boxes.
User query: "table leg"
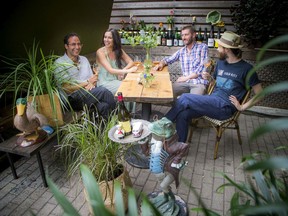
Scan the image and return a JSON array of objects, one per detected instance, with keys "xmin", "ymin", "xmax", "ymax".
[
  {"xmin": 125, "ymin": 144, "xmax": 150, "ymax": 169},
  {"xmin": 6, "ymin": 153, "xmax": 18, "ymax": 179},
  {"xmin": 36, "ymin": 152, "xmax": 48, "ymax": 187},
  {"xmin": 142, "ymin": 103, "xmax": 151, "ymax": 121}
]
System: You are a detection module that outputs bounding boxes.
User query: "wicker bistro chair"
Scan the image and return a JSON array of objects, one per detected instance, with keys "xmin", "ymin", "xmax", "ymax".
[{"xmin": 187, "ymin": 83, "xmax": 251, "ymax": 159}]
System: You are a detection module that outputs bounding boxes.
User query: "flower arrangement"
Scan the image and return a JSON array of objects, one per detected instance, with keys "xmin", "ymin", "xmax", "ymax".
[
  {"xmin": 166, "ymin": 10, "xmax": 175, "ymax": 24},
  {"xmin": 123, "ymin": 25, "xmax": 158, "ymax": 88},
  {"xmin": 138, "ymin": 61, "xmax": 154, "ymax": 88}
]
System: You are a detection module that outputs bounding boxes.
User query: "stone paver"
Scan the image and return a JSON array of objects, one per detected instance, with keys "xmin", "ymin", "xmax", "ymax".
[{"xmin": 0, "ymin": 107, "xmax": 287, "ymax": 216}]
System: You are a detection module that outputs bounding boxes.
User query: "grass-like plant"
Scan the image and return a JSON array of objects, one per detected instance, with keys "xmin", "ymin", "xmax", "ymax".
[
  {"xmin": 47, "ymin": 164, "xmax": 161, "ymax": 216},
  {"xmin": 0, "ymin": 40, "xmax": 74, "ymax": 127},
  {"xmin": 57, "ymin": 106, "xmax": 128, "ymax": 182}
]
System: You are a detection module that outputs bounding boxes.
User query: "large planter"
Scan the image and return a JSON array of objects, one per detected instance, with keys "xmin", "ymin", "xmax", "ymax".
[
  {"xmin": 85, "ymin": 166, "xmax": 132, "ymax": 215},
  {"xmin": 28, "ymin": 94, "xmax": 64, "ymax": 127},
  {"xmin": 99, "ymin": 166, "xmax": 132, "ymax": 213}
]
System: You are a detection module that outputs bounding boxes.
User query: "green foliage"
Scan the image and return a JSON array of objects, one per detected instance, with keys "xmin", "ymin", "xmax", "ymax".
[
  {"xmin": 123, "ymin": 26, "xmax": 159, "ymax": 50},
  {"xmin": 230, "ymin": 0, "xmax": 288, "ymax": 46},
  {"xmin": 47, "ymin": 164, "xmax": 161, "ymax": 215},
  {"xmin": 0, "ymin": 40, "xmax": 71, "ymax": 115},
  {"xmin": 57, "ymin": 106, "xmax": 129, "ymax": 182},
  {"xmin": 1, "ymin": 40, "xmax": 56, "ymax": 99}
]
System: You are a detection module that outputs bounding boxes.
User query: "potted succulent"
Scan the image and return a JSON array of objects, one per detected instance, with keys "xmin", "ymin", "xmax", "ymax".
[
  {"xmin": 56, "ymin": 106, "xmax": 133, "ymax": 213},
  {"xmin": 0, "ymin": 40, "xmax": 71, "ymax": 127}
]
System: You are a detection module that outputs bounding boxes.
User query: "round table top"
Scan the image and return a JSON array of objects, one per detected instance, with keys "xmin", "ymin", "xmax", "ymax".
[{"xmin": 108, "ymin": 119, "xmax": 151, "ymax": 144}]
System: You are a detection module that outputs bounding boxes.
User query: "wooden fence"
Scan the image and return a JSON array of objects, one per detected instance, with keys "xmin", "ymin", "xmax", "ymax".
[{"xmin": 109, "ymin": 0, "xmax": 238, "ymax": 31}]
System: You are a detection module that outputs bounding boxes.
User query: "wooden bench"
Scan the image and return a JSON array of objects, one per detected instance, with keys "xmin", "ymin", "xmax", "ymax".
[{"xmin": 0, "ymin": 111, "xmax": 82, "ymax": 187}]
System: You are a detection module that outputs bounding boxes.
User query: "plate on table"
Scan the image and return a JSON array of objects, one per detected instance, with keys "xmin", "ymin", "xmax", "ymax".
[{"xmin": 108, "ymin": 119, "xmax": 151, "ymax": 144}]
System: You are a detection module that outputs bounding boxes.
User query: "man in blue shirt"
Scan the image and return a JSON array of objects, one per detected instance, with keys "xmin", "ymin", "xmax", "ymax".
[
  {"xmin": 165, "ymin": 31, "xmax": 263, "ymax": 142},
  {"xmin": 154, "ymin": 25, "xmax": 209, "ymax": 98}
]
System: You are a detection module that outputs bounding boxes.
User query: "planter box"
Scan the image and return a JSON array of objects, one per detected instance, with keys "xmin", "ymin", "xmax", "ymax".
[{"xmin": 28, "ymin": 94, "xmax": 64, "ymax": 127}]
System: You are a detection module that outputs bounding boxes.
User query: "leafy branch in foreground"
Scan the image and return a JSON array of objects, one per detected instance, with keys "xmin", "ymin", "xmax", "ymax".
[{"xmin": 47, "ymin": 164, "xmax": 161, "ymax": 216}]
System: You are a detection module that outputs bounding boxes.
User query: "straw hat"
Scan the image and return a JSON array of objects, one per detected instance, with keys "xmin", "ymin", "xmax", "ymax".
[
  {"xmin": 206, "ymin": 10, "xmax": 221, "ymax": 25},
  {"xmin": 215, "ymin": 31, "xmax": 244, "ymax": 49}
]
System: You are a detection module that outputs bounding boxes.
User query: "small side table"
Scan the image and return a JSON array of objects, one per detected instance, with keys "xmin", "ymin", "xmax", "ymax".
[{"xmin": 108, "ymin": 119, "xmax": 151, "ymax": 169}]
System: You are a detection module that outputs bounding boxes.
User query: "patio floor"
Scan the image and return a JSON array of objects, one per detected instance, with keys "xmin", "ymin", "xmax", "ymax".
[{"xmin": 0, "ymin": 104, "xmax": 288, "ymax": 216}]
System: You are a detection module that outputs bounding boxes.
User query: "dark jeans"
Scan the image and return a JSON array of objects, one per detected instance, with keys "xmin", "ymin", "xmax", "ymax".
[
  {"xmin": 165, "ymin": 93, "xmax": 235, "ymax": 142},
  {"xmin": 68, "ymin": 86, "xmax": 116, "ymax": 119}
]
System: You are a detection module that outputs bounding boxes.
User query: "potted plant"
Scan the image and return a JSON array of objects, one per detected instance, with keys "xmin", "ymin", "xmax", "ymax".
[
  {"xmin": 56, "ymin": 106, "xmax": 133, "ymax": 213},
  {"xmin": 0, "ymin": 40, "xmax": 71, "ymax": 127},
  {"xmin": 47, "ymin": 164, "xmax": 160, "ymax": 216}
]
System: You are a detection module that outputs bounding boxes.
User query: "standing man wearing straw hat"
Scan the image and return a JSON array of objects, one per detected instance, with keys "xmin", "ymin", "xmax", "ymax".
[{"xmin": 164, "ymin": 31, "xmax": 263, "ymax": 142}]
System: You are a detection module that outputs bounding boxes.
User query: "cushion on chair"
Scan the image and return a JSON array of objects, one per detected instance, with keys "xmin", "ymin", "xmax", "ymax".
[{"xmin": 203, "ymin": 116, "xmax": 234, "ymax": 126}]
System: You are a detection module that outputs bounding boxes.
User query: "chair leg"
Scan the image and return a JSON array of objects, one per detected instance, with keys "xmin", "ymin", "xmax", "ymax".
[
  {"xmin": 214, "ymin": 126, "xmax": 223, "ymax": 160},
  {"xmin": 235, "ymin": 122, "xmax": 242, "ymax": 145},
  {"xmin": 186, "ymin": 127, "xmax": 193, "ymax": 143}
]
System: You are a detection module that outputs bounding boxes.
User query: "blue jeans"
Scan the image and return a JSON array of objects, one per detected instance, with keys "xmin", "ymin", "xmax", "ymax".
[{"xmin": 165, "ymin": 93, "xmax": 235, "ymax": 142}]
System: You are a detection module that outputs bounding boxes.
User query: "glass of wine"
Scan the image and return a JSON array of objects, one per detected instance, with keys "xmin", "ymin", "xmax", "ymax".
[
  {"xmin": 203, "ymin": 57, "xmax": 215, "ymax": 74},
  {"xmin": 92, "ymin": 63, "xmax": 99, "ymax": 80}
]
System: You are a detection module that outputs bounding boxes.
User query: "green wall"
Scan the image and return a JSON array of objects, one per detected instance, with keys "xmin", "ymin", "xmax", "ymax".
[{"xmin": 0, "ymin": 0, "xmax": 113, "ymax": 58}]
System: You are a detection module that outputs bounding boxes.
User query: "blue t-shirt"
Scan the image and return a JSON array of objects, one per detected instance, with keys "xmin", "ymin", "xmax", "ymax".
[{"xmin": 212, "ymin": 59, "xmax": 260, "ymax": 104}]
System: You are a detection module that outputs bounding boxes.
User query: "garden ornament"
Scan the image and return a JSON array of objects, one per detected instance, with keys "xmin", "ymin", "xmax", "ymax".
[{"xmin": 148, "ymin": 117, "xmax": 189, "ymax": 215}]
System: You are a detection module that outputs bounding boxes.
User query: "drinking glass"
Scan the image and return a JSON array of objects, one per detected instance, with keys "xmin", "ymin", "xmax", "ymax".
[
  {"xmin": 203, "ymin": 57, "xmax": 214, "ymax": 74},
  {"xmin": 92, "ymin": 63, "xmax": 99, "ymax": 80}
]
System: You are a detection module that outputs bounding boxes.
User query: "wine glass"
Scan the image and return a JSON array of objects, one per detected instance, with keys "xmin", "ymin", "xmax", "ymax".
[
  {"xmin": 203, "ymin": 57, "xmax": 214, "ymax": 74},
  {"xmin": 92, "ymin": 63, "xmax": 99, "ymax": 80},
  {"xmin": 92, "ymin": 63, "xmax": 99, "ymax": 73},
  {"xmin": 134, "ymin": 56, "xmax": 141, "ymax": 66}
]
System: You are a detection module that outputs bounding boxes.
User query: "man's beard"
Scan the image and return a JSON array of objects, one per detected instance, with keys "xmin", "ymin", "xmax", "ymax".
[
  {"xmin": 218, "ymin": 51, "xmax": 227, "ymax": 60},
  {"xmin": 184, "ymin": 37, "xmax": 193, "ymax": 46}
]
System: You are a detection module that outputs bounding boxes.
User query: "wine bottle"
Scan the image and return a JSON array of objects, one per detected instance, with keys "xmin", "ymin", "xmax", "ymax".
[
  {"xmin": 173, "ymin": 28, "xmax": 179, "ymax": 46},
  {"xmin": 166, "ymin": 28, "xmax": 173, "ymax": 47},
  {"xmin": 196, "ymin": 27, "xmax": 203, "ymax": 43},
  {"xmin": 178, "ymin": 29, "xmax": 184, "ymax": 46},
  {"xmin": 156, "ymin": 27, "xmax": 162, "ymax": 46},
  {"xmin": 161, "ymin": 28, "xmax": 167, "ymax": 46},
  {"xmin": 214, "ymin": 28, "xmax": 221, "ymax": 48},
  {"xmin": 203, "ymin": 28, "xmax": 208, "ymax": 45},
  {"xmin": 208, "ymin": 25, "xmax": 215, "ymax": 48},
  {"xmin": 117, "ymin": 92, "xmax": 132, "ymax": 135}
]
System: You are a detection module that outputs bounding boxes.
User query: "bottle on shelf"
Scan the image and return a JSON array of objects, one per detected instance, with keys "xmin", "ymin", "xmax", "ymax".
[
  {"xmin": 203, "ymin": 27, "xmax": 208, "ymax": 45},
  {"xmin": 196, "ymin": 27, "xmax": 203, "ymax": 43},
  {"xmin": 166, "ymin": 27, "xmax": 173, "ymax": 47},
  {"xmin": 156, "ymin": 27, "xmax": 162, "ymax": 46},
  {"xmin": 161, "ymin": 28, "xmax": 167, "ymax": 46},
  {"xmin": 117, "ymin": 92, "xmax": 132, "ymax": 136},
  {"xmin": 208, "ymin": 25, "xmax": 215, "ymax": 48},
  {"xmin": 178, "ymin": 29, "xmax": 184, "ymax": 46},
  {"xmin": 173, "ymin": 28, "xmax": 179, "ymax": 46},
  {"xmin": 214, "ymin": 28, "xmax": 221, "ymax": 48}
]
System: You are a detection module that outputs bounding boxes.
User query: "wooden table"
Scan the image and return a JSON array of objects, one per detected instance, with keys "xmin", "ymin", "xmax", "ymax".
[{"xmin": 116, "ymin": 62, "xmax": 173, "ymax": 120}]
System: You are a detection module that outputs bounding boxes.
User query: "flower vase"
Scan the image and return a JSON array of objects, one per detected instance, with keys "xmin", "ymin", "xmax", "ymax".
[{"xmin": 144, "ymin": 48, "xmax": 152, "ymax": 66}]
